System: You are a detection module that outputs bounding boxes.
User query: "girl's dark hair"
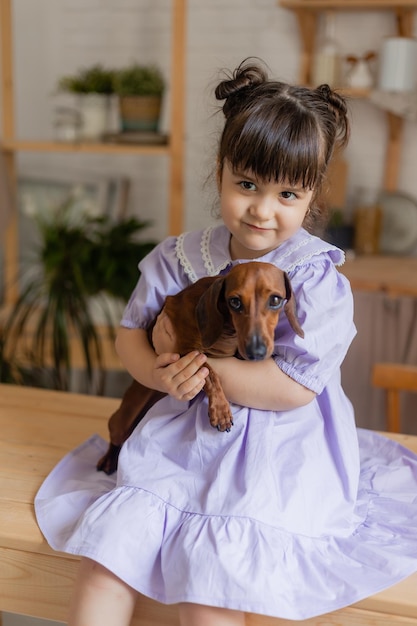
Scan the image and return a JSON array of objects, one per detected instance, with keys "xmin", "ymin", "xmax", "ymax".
[{"xmin": 215, "ymin": 58, "xmax": 350, "ymax": 231}]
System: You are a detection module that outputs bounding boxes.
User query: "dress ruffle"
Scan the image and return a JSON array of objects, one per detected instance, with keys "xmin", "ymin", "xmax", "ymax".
[{"xmin": 35, "ymin": 428, "xmax": 417, "ymax": 621}]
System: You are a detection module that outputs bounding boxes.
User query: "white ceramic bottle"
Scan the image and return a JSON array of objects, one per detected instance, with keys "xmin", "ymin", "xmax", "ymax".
[{"xmin": 311, "ymin": 11, "xmax": 340, "ymax": 87}]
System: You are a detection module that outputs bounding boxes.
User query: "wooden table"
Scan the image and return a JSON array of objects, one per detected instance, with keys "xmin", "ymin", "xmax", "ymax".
[
  {"xmin": 2, "ymin": 383, "xmax": 417, "ymax": 626},
  {"xmin": 339, "ymin": 254, "xmax": 417, "ymax": 297}
]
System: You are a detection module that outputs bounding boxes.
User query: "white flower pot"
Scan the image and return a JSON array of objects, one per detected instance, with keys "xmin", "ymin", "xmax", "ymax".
[{"xmin": 79, "ymin": 94, "xmax": 111, "ymax": 140}]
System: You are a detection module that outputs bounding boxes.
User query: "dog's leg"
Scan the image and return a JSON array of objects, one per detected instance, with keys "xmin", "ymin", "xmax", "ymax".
[
  {"xmin": 97, "ymin": 380, "xmax": 165, "ymax": 474},
  {"xmin": 97, "ymin": 442, "xmax": 124, "ymax": 476},
  {"xmin": 203, "ymin": 364, "xmax": 233, "ymax": 432}
]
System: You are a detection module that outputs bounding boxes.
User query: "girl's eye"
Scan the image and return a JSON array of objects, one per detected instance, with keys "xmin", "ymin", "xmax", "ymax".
[
  {"xmin": 280, "ymin": 191, "xmax": 297, "ymax": 200},
  {"xmin": 240, "ymin": 181, "xmax": 256, "ymax": 191}
]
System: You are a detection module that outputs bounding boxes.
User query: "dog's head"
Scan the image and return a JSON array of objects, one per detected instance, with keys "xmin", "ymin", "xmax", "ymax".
[{"xmin": 196, "ymin": 261, "xmax": 304, "ymax": 360}]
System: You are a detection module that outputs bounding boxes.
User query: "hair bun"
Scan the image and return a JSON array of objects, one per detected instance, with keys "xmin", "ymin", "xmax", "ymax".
[
  {"xmin": 316, "ymin": 83, "xmax": 350, "ymax": 147},
  {"xmin": 215, "ymin": 58, "xmax": 269, "ymax": 118}
]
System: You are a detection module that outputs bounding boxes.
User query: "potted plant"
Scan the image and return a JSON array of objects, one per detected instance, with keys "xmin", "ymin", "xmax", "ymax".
[
  {"xmin": 324, "ymin": 208, "xmax": 354, "ymax": 251},
  {"xmin": 0, "ymin": 335, "xmax": 25, "ymax": 385},
  {"xmin": 113, "ymin": 63, "xmax": 165, "ymax": 133},
  {"xmin": 57, "ymin": 64, "xmax": 115, "ymax": 140},
  {"xmin": 2, "ymin": 191, "xmax": 157, "ymax": 393}
]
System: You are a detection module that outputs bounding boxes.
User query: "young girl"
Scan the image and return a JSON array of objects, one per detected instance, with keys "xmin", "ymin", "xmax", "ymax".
[{"xmin": 36, "ymin": 59, "xmax": 417, "ymax": 626}]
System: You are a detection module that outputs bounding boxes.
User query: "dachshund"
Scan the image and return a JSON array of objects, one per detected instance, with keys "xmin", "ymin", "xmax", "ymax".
[{"xmin": 97, "ymin": 261, "xmax": 304, "ymax": 474}]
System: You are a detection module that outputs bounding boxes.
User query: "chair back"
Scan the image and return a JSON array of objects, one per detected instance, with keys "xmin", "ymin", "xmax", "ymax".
[{"xmin": 372, "ymin": 363, "xmax": 417, "ymax": 432}]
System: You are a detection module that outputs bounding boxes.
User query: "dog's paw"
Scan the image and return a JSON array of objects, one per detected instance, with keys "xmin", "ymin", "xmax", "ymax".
[{"xmin": 210, "ymin": 406, "xmax": 234, "ymax": 432}]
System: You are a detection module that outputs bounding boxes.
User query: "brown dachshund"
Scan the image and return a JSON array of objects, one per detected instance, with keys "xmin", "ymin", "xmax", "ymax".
[{"xmin": 97, "ymin": 261, "xmax": 304, "ymax": 474}]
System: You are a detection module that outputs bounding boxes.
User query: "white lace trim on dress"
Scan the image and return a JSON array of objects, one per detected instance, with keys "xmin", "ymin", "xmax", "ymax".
[
  {"xmin": 175, "ymin": 232, "xmax": 198, "ymax": 283},
  {"xmin": 287, "ymin": 251, "xmax": 345, "ymax": 273},
  {"xmin": 176, "ymin": 226, "xmax": 344, "ymax": 281},
  {"xmin": 280, "ymin": 234, "xmax": 346, "ymax": 272},
  {"xmin": 201, "ymin": 226, "xmax": 216, "ymax": 275},
  {"xmin": 176, "ymin": 227, "xmax": 231, "ymax": 282}
]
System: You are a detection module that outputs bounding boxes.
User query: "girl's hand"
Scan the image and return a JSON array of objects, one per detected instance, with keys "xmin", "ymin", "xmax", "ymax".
[{"xmin": 153, "ymin": 350, "xmax": 209, "ymax": 401}]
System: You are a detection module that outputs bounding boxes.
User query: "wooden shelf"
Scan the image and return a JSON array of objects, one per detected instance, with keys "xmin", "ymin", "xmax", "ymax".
[
  {"xmin": 280, "ymin": 0, "xmax": 417, "ymax": 194},
  {"xmin": 281, "ymin": 0, "xmax": 417, "ymax": 9},
  {"xmin": 0, "ymin": 0, "xmax": 187, "ymax": 305},
  {"xmin": 0, "ymin": 139, "xmax": 171, "ymax": 156}
]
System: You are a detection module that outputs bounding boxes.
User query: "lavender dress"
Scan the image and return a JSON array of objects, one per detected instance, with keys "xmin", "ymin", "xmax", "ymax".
[{"xmin": 35, "ymin": 225, "xmax": 417, "ymax": 620}]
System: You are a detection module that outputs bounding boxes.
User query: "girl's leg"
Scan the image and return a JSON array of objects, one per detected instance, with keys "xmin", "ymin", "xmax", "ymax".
[
  {"xmin": 179, "ymin": 603, "xmax": 246, "ymax": 626},
  {"xmin": 68, "ymin": 557, "xmax": 137, "ymax": 626}
]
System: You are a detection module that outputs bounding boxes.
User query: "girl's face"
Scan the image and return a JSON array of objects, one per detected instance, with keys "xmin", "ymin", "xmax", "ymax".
[{"xmin": 219, "ymin": 161, "xmax": 314, "ymax": 260}]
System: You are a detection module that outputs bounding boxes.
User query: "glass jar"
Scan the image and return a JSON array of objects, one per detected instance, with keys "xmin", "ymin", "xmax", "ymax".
[
  {"xmin": 54, "ymin": 107, "xmax": 82, "ymax": 142},
  {"xmin": 353, "ymin": 187, "xmax": 383, "ymax": 255}
]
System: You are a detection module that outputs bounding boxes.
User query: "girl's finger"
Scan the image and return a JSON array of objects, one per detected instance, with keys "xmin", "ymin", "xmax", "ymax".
[
  {"xmin": 176, "ymin": 366, "xmax": 209, "ymax": 398},
  {"xmin": 178, "ymin": 375, "xmax": 208, "ymax": 401},
  {"xmin": 171, "ymin": 352, "xmax": 207, "ymax": 382},
  {"xmin": 155, "ymin": 352, "xmax": 180, "ymax": 368}
]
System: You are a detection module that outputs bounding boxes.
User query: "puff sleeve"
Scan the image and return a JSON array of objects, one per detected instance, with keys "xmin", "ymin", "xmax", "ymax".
[
  {"xmin": 274, "ymin": 258, "xmax": 356, "ymax": 394},
  {"xmin": 120, "ymin": 236, "xmax": 190, "ymax": 330}
]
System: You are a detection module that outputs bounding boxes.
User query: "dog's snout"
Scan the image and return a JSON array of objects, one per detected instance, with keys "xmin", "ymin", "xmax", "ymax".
[{"xmin": 246, "ymin": 334, "xmax": 268, "ymax": 361}]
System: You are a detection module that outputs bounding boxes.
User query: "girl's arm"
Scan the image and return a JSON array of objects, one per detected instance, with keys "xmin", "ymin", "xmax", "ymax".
[
  {"xmin": 116, "ymin": 313, "xmax": 313, "ymax": 411},
  {"xmin": 116, "ymin": 326, "xmax": 209, "ymax": 402},
  {"xmin": 206, "ymin": 356, "xmax": 316, "ymax": 411}
]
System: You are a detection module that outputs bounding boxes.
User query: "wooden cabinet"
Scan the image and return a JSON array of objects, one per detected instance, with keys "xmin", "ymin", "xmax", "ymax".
[
  {"xmin": 0, "ymin": 0, "xmax": 186, "ymax": 305},
  {"xmin": 279, "ymin": 0, "xmax": 417, "ymax": 193}
]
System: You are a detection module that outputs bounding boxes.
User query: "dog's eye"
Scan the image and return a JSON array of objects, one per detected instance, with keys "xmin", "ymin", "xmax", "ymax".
[
  {"xmin": 228, "ymin": 297, "xmax": 242, "ymax": 311},
  {"xmin": 269, "ymin": 295, "xmax": 285, "ymax": 310}
]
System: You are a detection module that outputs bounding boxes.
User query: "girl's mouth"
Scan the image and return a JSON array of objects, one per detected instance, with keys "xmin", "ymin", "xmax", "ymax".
[{"xmin": 245, "ymin": 222, "xmax": 270, "ymax": 232}]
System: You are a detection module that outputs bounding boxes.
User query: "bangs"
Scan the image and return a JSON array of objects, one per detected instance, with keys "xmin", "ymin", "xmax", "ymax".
[{"xmin": 223, "ymin": 102, "xmax": 325, "ymax": 190}]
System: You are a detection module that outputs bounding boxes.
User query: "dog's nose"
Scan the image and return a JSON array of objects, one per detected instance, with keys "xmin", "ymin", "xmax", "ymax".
[{"xmin": 246, "ymin": 334, "xmax": 268, "ymax": 360}]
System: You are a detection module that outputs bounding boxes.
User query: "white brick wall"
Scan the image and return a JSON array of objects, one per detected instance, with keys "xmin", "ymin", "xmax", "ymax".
[{"xmin": 10, "ymin": 0, "xmax": 417, "ymax": 241}]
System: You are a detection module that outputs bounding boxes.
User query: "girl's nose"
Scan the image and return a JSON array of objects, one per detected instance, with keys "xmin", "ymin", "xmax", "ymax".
[{"xmin": 249, "ymin": 196, "xmax": 275, "ymax": 220}]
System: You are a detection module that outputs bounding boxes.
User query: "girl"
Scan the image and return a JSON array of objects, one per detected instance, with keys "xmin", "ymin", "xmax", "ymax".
[{"xmin": 36, "ymin": 60, "xmax": 417, "ymax": 625}]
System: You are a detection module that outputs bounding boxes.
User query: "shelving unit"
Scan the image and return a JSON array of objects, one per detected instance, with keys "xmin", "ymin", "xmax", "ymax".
[
  {"xmin": 0, "ymin": 0, "xmax": 187, "ymax": 305},
  {"xmin": 280, "ymin": 0, "xmax": 417, "ymax": 193}
]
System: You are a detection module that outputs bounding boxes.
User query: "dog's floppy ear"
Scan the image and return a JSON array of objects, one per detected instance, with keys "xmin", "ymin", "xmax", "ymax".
[
  {"xmin": 195, "ymin": 276, "xmax": 229, "ymax": 348},
  {"xmin": 283, "ymin": 272, "xmax": 304, "ymax": 338}
]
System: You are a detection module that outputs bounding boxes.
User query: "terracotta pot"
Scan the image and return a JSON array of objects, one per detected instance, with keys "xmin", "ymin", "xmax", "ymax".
[{"xmin": 118, "ymin": 95, "xmax": 162, "ymax": 132}]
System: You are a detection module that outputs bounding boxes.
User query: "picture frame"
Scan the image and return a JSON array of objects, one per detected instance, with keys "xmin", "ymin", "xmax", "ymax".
[{"xmin": 18, "ymin": 171, "xmax": 130, "ymax": 222}]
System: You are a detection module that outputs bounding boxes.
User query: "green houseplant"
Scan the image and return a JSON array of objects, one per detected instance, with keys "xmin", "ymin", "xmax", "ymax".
[
  {"xmin": 57, "ymin": 64, "xmax": 115, "ymax": 140},
  {"xmin": 58, "ymin": 64, "xmax": 115, "ymax": 95},
  {"xmin": 113, "ymin": 63, "xmax": 165, "ymax": 132},
  {"xmin": 0, "ymin": 335, "xmax": 27, "ymax": 385},
  {"xmin": 1, "ymin": 192, "xmax": 157, "ymax": 393}
]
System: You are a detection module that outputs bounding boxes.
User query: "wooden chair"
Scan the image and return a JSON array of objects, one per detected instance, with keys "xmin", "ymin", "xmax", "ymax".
[{"xmin": 372, "ymin": 362, "xmax": 417, "ymax": 432}]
